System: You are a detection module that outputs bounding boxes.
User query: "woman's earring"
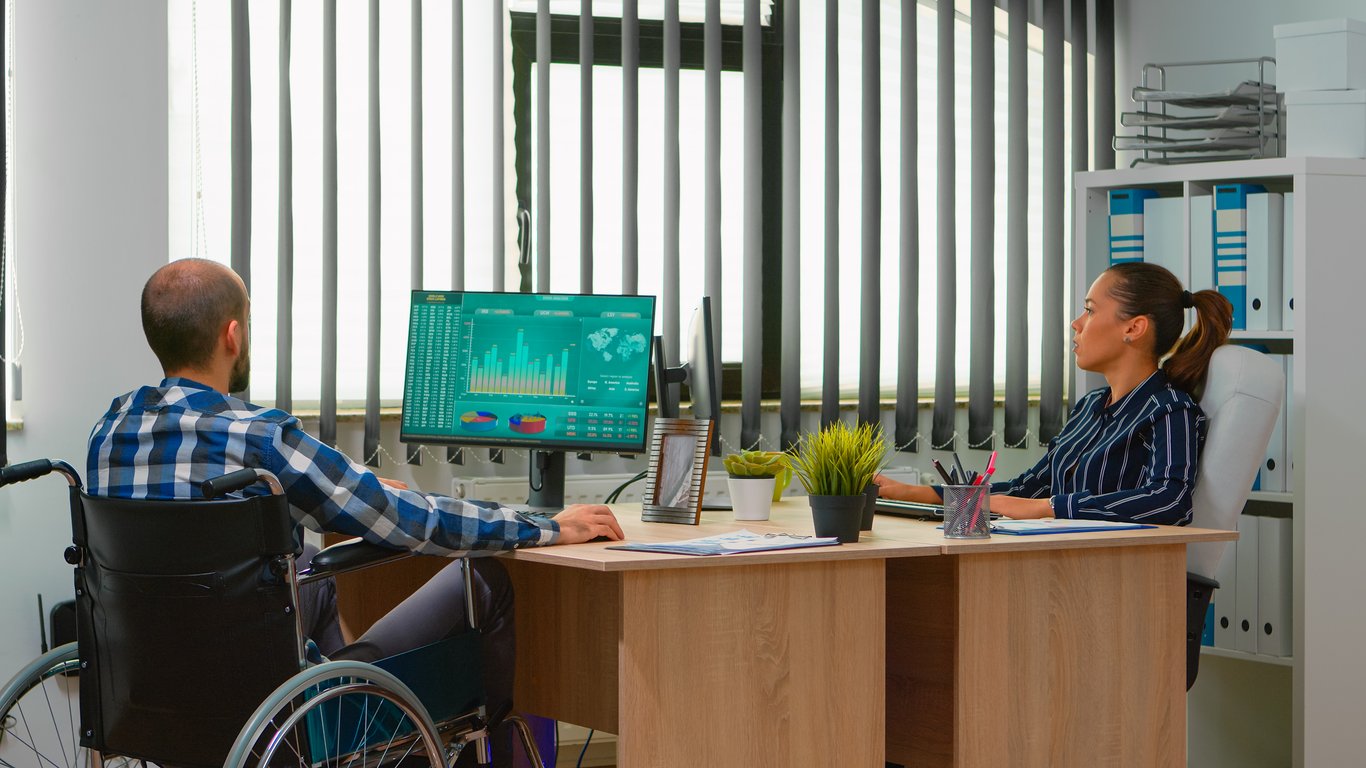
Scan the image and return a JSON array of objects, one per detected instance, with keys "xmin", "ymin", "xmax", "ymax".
[{"xmin": 1123, "ymin": 336, "xmax": 1131, "ymax": 344}]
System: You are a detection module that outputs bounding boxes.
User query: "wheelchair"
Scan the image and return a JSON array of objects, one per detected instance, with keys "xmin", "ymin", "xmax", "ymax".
[{"xmin": 0, "ymin": 459, "xmax": 545, "ymax": 768}]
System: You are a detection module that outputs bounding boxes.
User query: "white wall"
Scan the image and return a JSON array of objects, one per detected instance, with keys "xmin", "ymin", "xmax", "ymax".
[
  {"xmin": 1116, "ymin": 0, "xmax": 1366, "ymax": 107},
  {"xmin": 0, "ymin": 0, "xmax": 167, "ymax": 675}
]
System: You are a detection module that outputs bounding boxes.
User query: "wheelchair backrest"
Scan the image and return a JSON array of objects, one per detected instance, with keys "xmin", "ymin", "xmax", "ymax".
[{"xmin": 74, "ymin": 490, "xmax": 303, "ymax": 768}]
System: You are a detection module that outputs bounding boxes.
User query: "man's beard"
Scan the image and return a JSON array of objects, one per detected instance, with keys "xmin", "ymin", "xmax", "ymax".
[{"xmin": 228, "ymin": 346, "xmax": 251, "ymax": 393}]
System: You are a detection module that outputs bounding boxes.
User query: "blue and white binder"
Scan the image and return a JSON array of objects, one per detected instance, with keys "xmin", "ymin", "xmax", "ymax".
[
  {"xmin": 1235, "ymin": 514, "xmax": 1260, "ymax": 654},
  {"xmin": 1141, "ymin": 196, "xmax": 1184, "ymax": 277},
  {"xmin": 1214, "ymin": 183, "xmax": 1268, "ymax": 330},
  {"xmin": 1213, "ymin": 538, "xmax": 1239, "ymax": 650},
  {"xmin": 1246, "ymin": 193, "xmax": 1285, "ymax": 332},
  {"xmin": 1260, "ymin": 354, "xmax": 1288, "ymax": 492},
  {"xmin": 1109, "ymin": 189, "xmax": 1160, "ymax": 265},
  {"xmin": 1257, "ymin": 516, "xmax": 1293, "ymax": 657},
  {"xmin": 1283, "ymin": 192, "xmax": 1295, "ymax": 331}
]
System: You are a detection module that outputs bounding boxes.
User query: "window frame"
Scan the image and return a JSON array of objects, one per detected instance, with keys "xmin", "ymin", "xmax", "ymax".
[{"xmin": 508, "ymin": 10, "xmax": 786, "ymax": 402}]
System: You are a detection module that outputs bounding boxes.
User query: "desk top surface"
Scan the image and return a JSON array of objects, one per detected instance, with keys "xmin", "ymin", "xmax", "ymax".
[{"xmin": 502, "ymin": 500, "xmax": 1237, "ymax": 571}]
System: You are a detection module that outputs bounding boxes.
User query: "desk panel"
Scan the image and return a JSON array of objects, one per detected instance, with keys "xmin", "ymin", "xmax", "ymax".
[{"xmin": 887, "ymin": 544, "xmax": 1187, "ymax": 767}]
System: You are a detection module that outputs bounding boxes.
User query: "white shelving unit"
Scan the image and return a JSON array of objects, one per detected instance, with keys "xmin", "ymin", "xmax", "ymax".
[{"xmin": 1075, "ymin": 157, "xmax": 1366, "ymax": 768}]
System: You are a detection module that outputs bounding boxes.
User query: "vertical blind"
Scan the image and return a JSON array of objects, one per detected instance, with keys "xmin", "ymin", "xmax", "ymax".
[{"xmin": 206, "ymin": 0, "xmax": 1113, "ymax": 463}]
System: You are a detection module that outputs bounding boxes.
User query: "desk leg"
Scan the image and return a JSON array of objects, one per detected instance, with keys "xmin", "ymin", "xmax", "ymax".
[
  {"xmin": 618, "ymin": 559, "xmax": 886, "ymax": 767},
  {"xmin": 887, "ymin": 545, "xmax": 1186, "ymax": 768}
]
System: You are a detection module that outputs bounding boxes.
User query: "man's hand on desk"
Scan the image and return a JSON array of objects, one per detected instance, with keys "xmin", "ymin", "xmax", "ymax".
[{"xmin": 552, "ymin": 504, "xmax": 626, "ymax": 544}]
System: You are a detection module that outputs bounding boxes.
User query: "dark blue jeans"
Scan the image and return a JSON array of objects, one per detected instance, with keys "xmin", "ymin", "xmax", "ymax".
[{"xmin": 298, "ymin": 548, "xmax": 517, "ymax": 766}]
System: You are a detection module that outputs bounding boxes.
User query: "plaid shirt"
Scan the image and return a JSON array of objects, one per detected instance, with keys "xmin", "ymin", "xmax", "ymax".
[{"xmin": 87, "ymin": 377, "xmax": 557, "ymax": 555}]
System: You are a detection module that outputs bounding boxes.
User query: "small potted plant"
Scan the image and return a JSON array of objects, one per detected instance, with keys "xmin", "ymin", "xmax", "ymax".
[
  {"xmin": 853, "ymin": 423, "xmax": 890, "ymax": 531},
  {"xmin": 723, "ymin": 449, "xmax": 790, "ymax": 521},
  {"xmin": 789, "ymin": 421, "xmax": 884, "ymax": 543}
]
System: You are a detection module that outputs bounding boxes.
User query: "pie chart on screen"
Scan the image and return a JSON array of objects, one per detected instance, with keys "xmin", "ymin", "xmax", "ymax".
[
  {"xmin": 509, "ymin": 413, "xmax": 548, "ymax": 434},
  {"xmin": 460, "ymin": 411, "xmax": 499, "ymax": 432}
]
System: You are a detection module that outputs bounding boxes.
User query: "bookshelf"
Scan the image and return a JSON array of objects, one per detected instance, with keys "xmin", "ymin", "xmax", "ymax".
[{"xmin": 1075, "ymin": 157, "xmax": 1366, "ymax": 768}]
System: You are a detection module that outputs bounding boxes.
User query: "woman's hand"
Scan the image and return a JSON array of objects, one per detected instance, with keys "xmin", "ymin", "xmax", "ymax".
[
  {"xmin": 872, "ymin": 475, "xmax": 942, "ymax": 504},
  {"xmin": 989, "ymin": 495, "xmax": 1053, "ymax": 519}
]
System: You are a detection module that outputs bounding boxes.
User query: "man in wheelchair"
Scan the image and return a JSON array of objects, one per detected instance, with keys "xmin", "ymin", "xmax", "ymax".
[{"xmin": 86, "ymin": 258, "xmax": 625, "ymax": 765}]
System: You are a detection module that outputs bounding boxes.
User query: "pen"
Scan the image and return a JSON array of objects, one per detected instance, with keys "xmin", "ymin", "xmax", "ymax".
[
  {"xmin": 931, "ymin": 459, "xmax": 956, "ymax": 485},
  {"xmin": 952, "ymin": 452, "xmax": 968, "ymax": 486},
  {"xmin": 972, "ymin": 451, "xmax": 998, "ymax": 487}
]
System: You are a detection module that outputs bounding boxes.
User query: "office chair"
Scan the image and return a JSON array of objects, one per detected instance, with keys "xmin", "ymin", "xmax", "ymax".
[
  {"xmin": 0, "ymin": 460, "xmax": 544, "ymax": 768},
  {"xmin": 1185, "ymin": 345, "xmax": 1285, "ymax": 690}
]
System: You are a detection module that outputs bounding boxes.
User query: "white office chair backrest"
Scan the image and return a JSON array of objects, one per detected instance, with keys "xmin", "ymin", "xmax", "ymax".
[{"xmin": 1186, "ymin": 345, "xmax": 1285, "ymax": 580}]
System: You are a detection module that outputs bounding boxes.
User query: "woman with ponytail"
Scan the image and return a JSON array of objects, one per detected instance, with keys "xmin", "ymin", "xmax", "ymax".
[{"xmin": 876, "ymin": 262, "xmax": 1233, "ymax": 525}]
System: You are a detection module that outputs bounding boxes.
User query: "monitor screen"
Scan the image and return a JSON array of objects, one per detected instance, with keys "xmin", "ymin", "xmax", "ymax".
[{"xmin": 401, "ymin": 290, "xmax": 657, "ymax": 453}]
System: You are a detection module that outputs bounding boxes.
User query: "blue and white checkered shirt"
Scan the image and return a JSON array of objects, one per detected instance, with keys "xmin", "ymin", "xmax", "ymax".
[
  {"xmin": 87, "ymin": 377, "xmax": 558, "ymax": 555},
  {"xmin": 993, "ymin": 369, "xmax": 1206, "ymax": 525}
]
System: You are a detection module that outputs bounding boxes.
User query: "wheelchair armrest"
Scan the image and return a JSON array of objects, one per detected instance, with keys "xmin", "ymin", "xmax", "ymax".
[{"xmin": 304, "ymin": 538, "xmax": 411, "ymax": 579}]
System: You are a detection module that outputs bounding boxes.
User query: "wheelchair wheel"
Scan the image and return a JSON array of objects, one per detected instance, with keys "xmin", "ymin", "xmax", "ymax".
[
  {"xmin": 0, "ymin": 642, "xmax": 92, "ymax": 768},
  {"xmin": 225, "ymin": 660, "xmax": 457, "ymax": 768}
]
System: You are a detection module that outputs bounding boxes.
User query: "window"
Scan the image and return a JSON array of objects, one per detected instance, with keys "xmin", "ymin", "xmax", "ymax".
[{"xmin": 168, "ymin": 0, "xmax": 1087, "ymax": 408}]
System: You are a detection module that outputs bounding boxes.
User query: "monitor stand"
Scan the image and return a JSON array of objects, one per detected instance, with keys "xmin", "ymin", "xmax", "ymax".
[{"xmin": 526, "ymin": 449, "xmax": 566, "ymax": 512}]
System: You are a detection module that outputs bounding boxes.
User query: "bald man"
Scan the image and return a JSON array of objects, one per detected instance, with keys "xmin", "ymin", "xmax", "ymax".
[{"xmin": 88, "ymin": 258, "xmax": 623, "ymax": 766}]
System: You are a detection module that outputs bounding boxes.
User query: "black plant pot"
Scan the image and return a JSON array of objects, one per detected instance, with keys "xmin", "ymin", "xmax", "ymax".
[
  {"xmin": 809, "ymin": 494, "xmax": 865, "ymax": 543},
  {"xmin": 860, "ymin": 482, "xmax": 878, "ymax": 531}
]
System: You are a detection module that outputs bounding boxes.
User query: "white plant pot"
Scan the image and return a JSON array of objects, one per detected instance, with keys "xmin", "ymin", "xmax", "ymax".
[{"xmin": 728, "ymin": 476, "xmax": 777, "ymax": 521}]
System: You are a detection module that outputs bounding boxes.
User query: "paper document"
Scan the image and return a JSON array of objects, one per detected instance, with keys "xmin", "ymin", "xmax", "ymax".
[
  {"xmin": 606, "ymin": 529, "xmax": 840, "ymax": 556},
  {"xmin": 990, "ymin": 519, "xmax": 1157, "ymax": 536}
]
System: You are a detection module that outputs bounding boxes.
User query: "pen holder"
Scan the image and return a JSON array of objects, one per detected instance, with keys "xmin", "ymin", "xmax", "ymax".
[{"xmin": 942, "ymin": 485, "xmax": 991, "ymax": 539}]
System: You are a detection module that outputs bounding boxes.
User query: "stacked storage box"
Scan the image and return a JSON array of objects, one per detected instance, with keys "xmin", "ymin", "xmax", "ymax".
[{"xmin": 1277, "ymin": 18, "xmax": 1366, "ymax": 157}]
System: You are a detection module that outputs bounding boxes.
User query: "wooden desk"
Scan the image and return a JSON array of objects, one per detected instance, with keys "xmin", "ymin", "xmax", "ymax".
[
  {"xmin": 502, "ymin": 504, "xmax": 938, "ymax": 767},
  {"xmin": 330, "ymin": 502, "xmax": 1234, "ymax": 767},
  {"xmin": 870, "ymin": 513, "xmax": 1236, "ymax": 768}
]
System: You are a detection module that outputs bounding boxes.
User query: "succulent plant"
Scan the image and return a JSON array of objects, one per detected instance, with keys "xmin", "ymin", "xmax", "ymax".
[{"xmin": 723, "ymin": 449, "xmax": 788, "ymax": 478}]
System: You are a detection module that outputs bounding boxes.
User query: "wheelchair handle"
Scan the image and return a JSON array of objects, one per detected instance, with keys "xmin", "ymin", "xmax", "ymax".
[
  {"xmin": 201, "ymin": 468, "xmax": 284, "ymax": 498},
  {"xmin": 0, "ymin": 459, "xmax": 81, "ymax": 489}
]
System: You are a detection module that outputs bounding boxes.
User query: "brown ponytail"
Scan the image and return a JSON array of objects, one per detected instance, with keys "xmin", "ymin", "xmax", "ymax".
[
  {"xmin": 1164, "ymin": 288, "xmax": 1233, "ymax": 398},
  {"xmin": 1104, "ymin": 262, "xmax": 1234, "ymax": 399}
]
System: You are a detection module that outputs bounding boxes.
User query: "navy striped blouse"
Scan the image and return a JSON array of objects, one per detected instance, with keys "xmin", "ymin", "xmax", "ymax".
[{"xmin": 996, "ymin": 369, "xmax": 1206, "ymax": 525}]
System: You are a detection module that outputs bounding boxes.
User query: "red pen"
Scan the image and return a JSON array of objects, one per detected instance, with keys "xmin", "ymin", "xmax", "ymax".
[{"xmin": 972, "ymin": 451, "xmax": 998, "ymax": 486}]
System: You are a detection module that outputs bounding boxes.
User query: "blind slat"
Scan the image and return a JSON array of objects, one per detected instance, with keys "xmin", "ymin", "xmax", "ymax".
[
  {"xmin": 1040, "ymin": 0, "xmax": 1065, "ymax": 444},
  {"xmin": 968, "ymin": 0, "xmax": 995, "ymax": 449},
  {"xmin": 407, "ymin": 0, "xmax": 424, "ymax": 466},
  {"xmin": 859, "ymin": 0, "xmax": 880, "ymax": 429},
  {"xmin": 1005, "ymin": 0, "xmax": 1029, "ymax": 447},
  {"xmin": 705, "ymin": 0, "xmax": 722, "ymax": 406},
  {"xmin": 277, "ymin": 0, "xmax": 293, "ymax": 413},
  {"xmin": 492, "ymin": 1, "xmax": 505, "ymax": 291},
  {"xmin": 623, "ymin": 0, "xmax": 638, "ymax": 295},
  {"xmin": 663, "ymin": 0, "xmax": 680, "ymax": 363},
  {"xmin": 740, "ymin": 0, "xmax": 762, "ymax": 448},
  {"xmin": 536, "ymin": 0, "xmax": 550, "ymax": 292},
  {"xmin": 1095, "ymin": 0, "xmax": 1115, "ymax": 170},
  {"xmin": 363, "ymin": 0, "xmax": 381, "ymax": 466},
  {"xmin": 1072, "ymin": 0, "xmax": 1088, "ymax": 175},
  {"xmin": 450, "ymin": 0, "xmax": 465, "ymax": 464},
  {"xmin": 932, "ymin": 0, "xmax": 957, "ymax": 450},
  {"xmin": 895, "ymin": 0, "xmax": 919, "ymax": 452},
  {"xmin": 320, "ymin": 0, "xmax": 338, "ymax": 446},
  {"xmin": 581, "ymin": 2, "xmax": 593, "ymax": 293},
  {"xmin": 821, "ymin": 0, "xmax": 839, "ymax": 428},
  {"xmin": 230, "ymin": 0, "xmax": 251, "ymax": 327},
  {"xmin": 779, "ymin": 0, "xmax": 800, "ymax": 449}
]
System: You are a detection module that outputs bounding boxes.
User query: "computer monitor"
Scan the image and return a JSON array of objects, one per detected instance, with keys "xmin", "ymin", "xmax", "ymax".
[
  {"xmin": 653, "ymin": 297, "xmax": 721, "ymax": 454},
  {"xmin": 401, "ymin": 290, "xmax": 657, "ymax": 509}
]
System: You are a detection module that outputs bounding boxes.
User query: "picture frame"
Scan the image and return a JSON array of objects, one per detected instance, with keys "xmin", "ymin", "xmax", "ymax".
[{"xmin": 641, "ymin": 418, "xmax": 715, "ymax": 525}]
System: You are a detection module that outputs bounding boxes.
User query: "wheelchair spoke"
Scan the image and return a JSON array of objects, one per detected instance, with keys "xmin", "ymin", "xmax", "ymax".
[
  {"xmin": 8, "ymin": 707, "xmax": 72, "ymax": 768},
  {"xmin": 36, "ymin": 677, "xmax": 72, "ymax": 768}
]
